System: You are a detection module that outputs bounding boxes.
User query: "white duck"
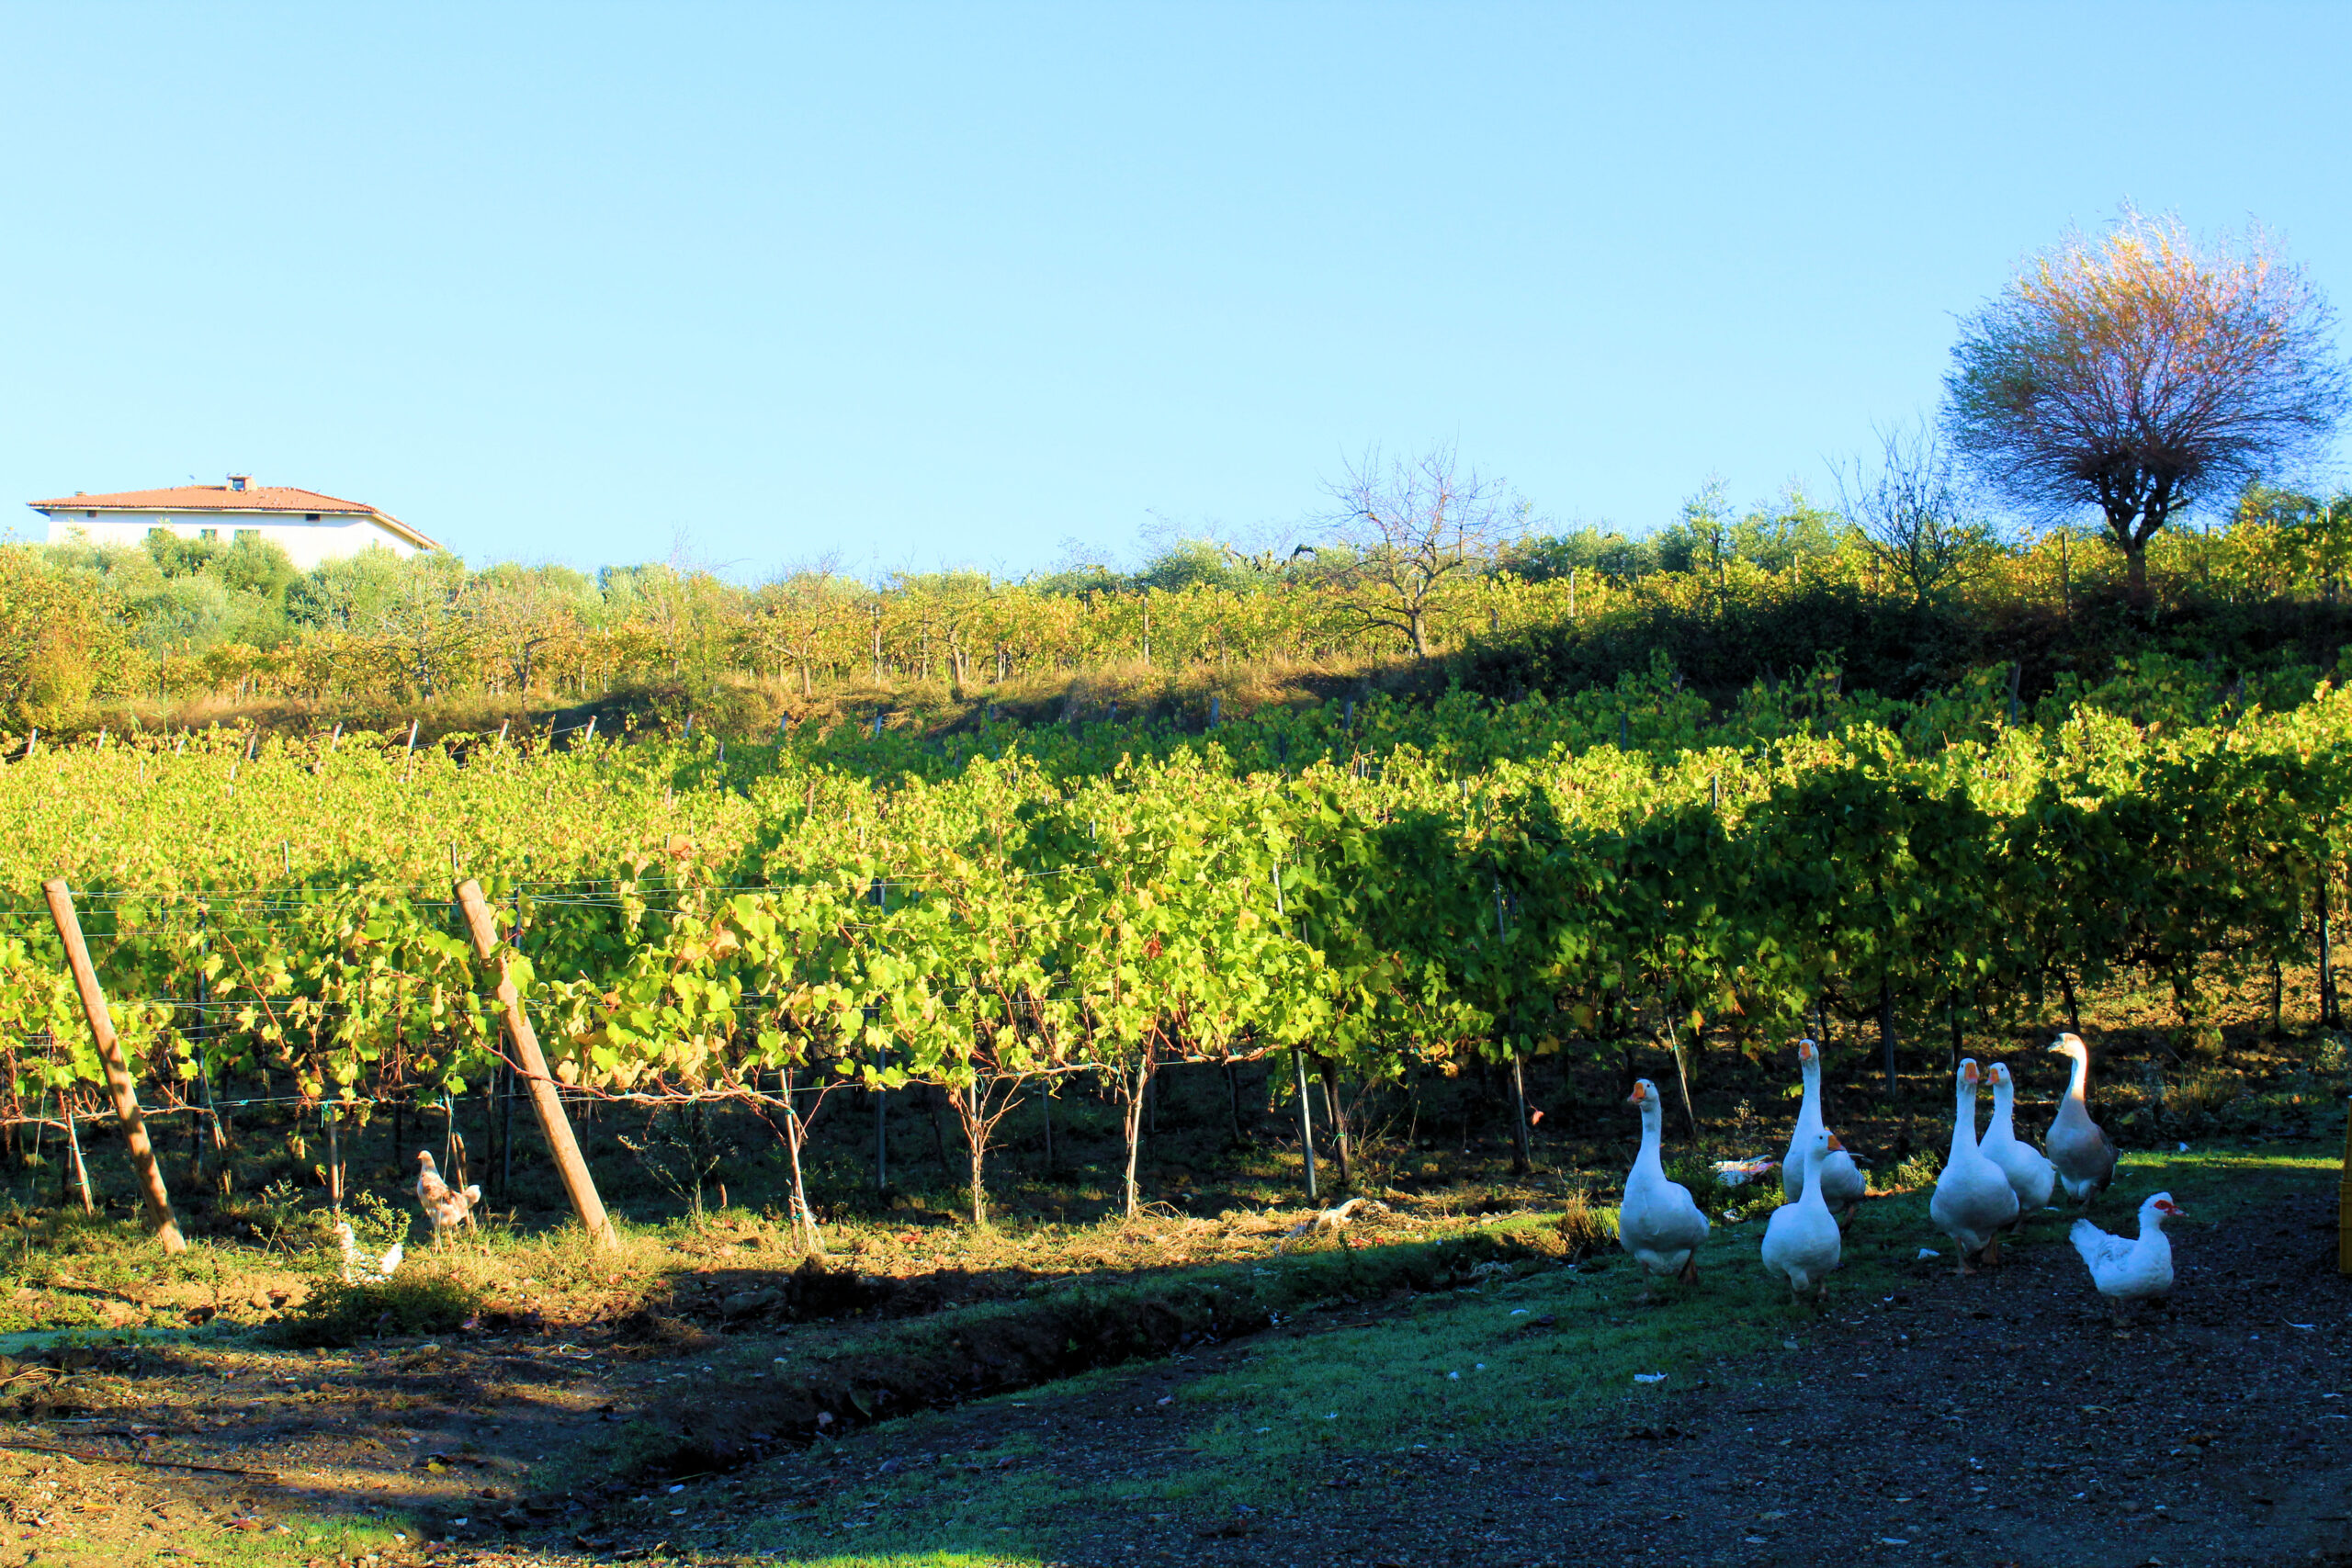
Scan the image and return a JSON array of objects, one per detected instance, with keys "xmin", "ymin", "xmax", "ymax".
[
  {"xmin": 1782, "ymin": 1038, "xmax": 1868, "ymax": 1224},
  {"xmin": 1979, "ymin": 1062, "xmax": 2057, "ymax": 1218},
  {"xmin": 1761, "ymin": 1130, "xmax": 1843, "ymax": 1304},
  {"xmin": 2044, "ymin": 1032, "xmax": 2118, "ymax": 1209},
  {"xmin": 1616, "ymin": 1078, "xmax": 1710, "ymax": 1292},
  {"xmin": 2072, "ymin": 1192, "xmax": 2184, "ymax": 1322},
  {"xmin": 1928, "ymin": 1058, "xmax": 2019, "ymax": 1274}
]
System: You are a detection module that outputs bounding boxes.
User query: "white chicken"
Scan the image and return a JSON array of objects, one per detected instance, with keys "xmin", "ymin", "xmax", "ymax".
[
  {"xmin": 2072, "ymin": 1192, "xmax": 2185, "ymax": 1323},
  {"xmin": 335, "ymin": 1220, "xmax": 406, "ymax": 1284},
  {"xmin": 415, "ymin": 1150, "xmax": 482, "ymax": 1247}
]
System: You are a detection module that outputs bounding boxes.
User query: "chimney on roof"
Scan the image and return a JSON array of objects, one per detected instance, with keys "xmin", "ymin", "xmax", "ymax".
[{"xmin": 228, "ymin": 473, "xmax": 251, "ymax": 492}]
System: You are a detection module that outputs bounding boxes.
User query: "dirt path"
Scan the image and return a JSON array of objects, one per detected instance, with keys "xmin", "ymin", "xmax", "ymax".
[
  {"xmin": 3, "ymin": 1174, "xmax": 2346, "ymax": 1568},
  {"xmin": 730, "ymin": 1179, "xmax": 2350, "ymax": 1568}
]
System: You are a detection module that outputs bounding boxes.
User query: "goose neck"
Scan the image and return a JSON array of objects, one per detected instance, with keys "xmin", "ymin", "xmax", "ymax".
[
  {"xmin": 1950, "ymin": 1082, "xmax": 1979, "ymax": 1161},
  {"xmin": 2064, "ymin": 1049, "xmax": 2089, "ymax": 1104},
  {"xmin": 1634, "ymin": 1106, "xmax": 1665, "ymax": 1175}
]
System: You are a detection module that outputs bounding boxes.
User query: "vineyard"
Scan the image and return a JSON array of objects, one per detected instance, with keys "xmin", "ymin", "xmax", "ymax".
[{"xmin": 4, "ymin": 648, "xmax": 2347, "ymax": 1247}]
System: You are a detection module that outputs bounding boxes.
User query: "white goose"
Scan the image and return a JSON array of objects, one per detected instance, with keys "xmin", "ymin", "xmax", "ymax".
[
  {"xmin": 1928, "ymin": 1058, "xmax": 2019, "ymax": 1274},
  {"xmin": 1979, "ymin": 1062, "xmax": 2056, "ymax": 1217},
  {"xmin": 2072, "ymin": 1192, "xmax": 2184, "ymax": 1322},
  {"xmin": 1761, "ymin": 1129, "xmax": 1842, "ymax": 1303},
  {"xmin": 1616, "ymin": 1078, "xmax": 1710, "ymax": 1292},
  {"xmin": 2044, "ymin": 1032, "xmax": 2118, "ymax": 1209},
  {"xmin": 1782, "ymin": 1039, "xmax": 1868, "ymax": 1224}
]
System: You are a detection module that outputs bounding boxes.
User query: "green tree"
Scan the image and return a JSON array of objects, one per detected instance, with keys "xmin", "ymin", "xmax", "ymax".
[{"xmin": 1944, "ymin": 207, "xmax": 2349, "ymax": 602}]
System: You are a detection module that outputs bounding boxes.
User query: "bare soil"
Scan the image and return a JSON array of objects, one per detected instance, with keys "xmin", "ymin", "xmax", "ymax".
[{"xmin": 5, "ymin": 1175, "xmax": 2345, "ymax": 1568}]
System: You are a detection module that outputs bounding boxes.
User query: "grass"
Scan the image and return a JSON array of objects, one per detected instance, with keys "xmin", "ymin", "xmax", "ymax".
[{"xmin": 5, "ymin": 1518, "xmax": 424, "ymax": 1568}]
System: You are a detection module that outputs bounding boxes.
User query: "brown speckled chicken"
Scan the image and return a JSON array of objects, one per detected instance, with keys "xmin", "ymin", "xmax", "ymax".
[{"xmin": 415, "ymin": 1150, "xmax": 481, "ymax": 1246}]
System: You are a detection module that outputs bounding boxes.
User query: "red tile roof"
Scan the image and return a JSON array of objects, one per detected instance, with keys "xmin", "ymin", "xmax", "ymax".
[
  {"xmin": 28, "ymin": 482, "xmax": 440, "ymax": 551},
  {"xmin": 29, "ymin": 483, "xmax": 375, "ymax": 514}
]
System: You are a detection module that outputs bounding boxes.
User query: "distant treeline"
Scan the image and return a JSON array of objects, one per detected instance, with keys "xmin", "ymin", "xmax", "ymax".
[{"xmin": 5, "ymin": 479, "xmax": 2350, "ymax": 731}]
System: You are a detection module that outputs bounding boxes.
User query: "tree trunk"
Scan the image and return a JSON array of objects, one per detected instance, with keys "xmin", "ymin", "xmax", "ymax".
[
  {"xmin": 1224, "ymin": 1062, "xmax": 1247, "ymax": 1146},
  {"xmin": 959, "ymin": 1080, "xmax": 990, "ymax": 1228},
  {"xmin": 64, "ymin": 1100, "xmax": 94, "ymax": 1213},
  {"xmin": 780, "ymin": 1068, "xmax": 822, "ymax": 1253},
  {"xmin": 2322, "ymin": 884, "xmax": 2339, "ymax": 1030},
  {"xmin": 925, "ymin": 1084, "xmax": 953, "ymax": 1174},
  {"xmin": 1319, "ymin": 1063, "xmax": 1352, "ymax": 1190},
  {"xmin": 1878, "ymin": 975, "xmax": 1898, "ymax": 1097},
  {"xmin": 2125, "ymin": 542, "xmax": 2150, "ymax": 604},
  {"xmin": 1119, "ymin": 1050, "xmax": 1155, "ymax": 1217}
]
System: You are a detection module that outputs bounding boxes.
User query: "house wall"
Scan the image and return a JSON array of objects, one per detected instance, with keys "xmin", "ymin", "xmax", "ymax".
[{"xmin": 40, "ymin": 511, "xmax": 426, "ymax": 570}]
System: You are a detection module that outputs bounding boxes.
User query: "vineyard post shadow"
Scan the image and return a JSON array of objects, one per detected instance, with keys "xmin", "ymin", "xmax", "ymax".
[
  {"xmin": 41, "ymin": 878, "xmax": 187, "ymax": 1253},
  {"xmin": 453, "ymin": 878, "xmax": 617, "ymax": 1249}
]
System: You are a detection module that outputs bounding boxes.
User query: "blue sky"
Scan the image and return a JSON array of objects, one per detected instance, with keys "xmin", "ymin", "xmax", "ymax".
[{"xmin": 3, "ymin": 3, "xmax": 2346, "ymax": 580}]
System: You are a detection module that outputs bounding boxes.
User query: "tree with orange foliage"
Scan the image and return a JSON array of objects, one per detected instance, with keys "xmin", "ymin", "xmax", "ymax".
[{"xmin": 1943, "ymin": 208, "xmax": 2347, "ymax": 603}]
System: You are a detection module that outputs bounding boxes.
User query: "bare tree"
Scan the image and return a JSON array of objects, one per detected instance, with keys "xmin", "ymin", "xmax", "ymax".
[
  {"xmin": 1323, "ymin": 444, "xmax": 1528, "ymax": 658},
  {"xmin": 1836, "ymin": 422, "xmax": 1997, "ymax": 607},
  {"xmin": 1943, "ymin": 207, "xmax": 2348, "ymax": 602}
]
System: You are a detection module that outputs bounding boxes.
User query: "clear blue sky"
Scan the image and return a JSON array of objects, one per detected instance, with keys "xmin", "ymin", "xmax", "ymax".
[{"xmin": 3, "ymin": 3, "xmax": 2346, "ymax": 580}]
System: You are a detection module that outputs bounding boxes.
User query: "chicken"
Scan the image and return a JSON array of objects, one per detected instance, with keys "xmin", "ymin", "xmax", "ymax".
[
  {"xmin": 1275, "ymin": 1196, "xmax": 1390, "ymax": 1253},
  {"xmin": 415, "ymin": 1150, "xmax": 482, "ymax": 1246},
  {"xmin": 335, "ymin": 1220, "xmax": 405, "ymax": 1284}
]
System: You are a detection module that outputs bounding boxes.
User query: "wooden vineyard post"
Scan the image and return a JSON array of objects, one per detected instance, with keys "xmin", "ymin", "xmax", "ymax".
[
  {"xmin": 41, "ymin": 880, "xmax": 187, "ymax": 1251},
  {"xmin": 1497, "ymin": 882, "xmax": 1533, "ymax": 1174},
  {"xmin": 453, "ymin": 879, "xmax": 616, "ymax": 1248},
  {"xmin": 1272, "ymin": 863, "xmax": 1316, "ymax": 1201},
  {"xmin": 2338, "ymin": 1093, "xmax": 2350, "ymax": 1277}
]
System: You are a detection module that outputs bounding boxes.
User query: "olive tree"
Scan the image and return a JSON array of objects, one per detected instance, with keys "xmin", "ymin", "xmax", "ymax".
[{"xmin": 1943, "ymin": 209, "xmax": 2347, "ymax": 602}]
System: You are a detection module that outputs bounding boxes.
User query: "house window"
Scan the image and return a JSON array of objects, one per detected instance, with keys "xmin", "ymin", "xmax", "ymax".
[
  {"xmin": 233, "ymin": 529, "xmax": 258, "ymax": 542},
  {"xmin": 85, "ymin": 510, "xmax": 96, "ymax": 519},
  {"xmin": 305, "ymin": 513, "xmax": 321, "ymax": 522},
  {"xmin": 198, "ymin": 527, "xmax": 218, "ymax": 541}
]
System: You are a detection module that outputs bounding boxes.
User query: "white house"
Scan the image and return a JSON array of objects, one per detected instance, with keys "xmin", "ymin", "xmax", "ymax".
[{"xmin": 27, "ymin": 475, "xmax": 441, "ymax": 570}]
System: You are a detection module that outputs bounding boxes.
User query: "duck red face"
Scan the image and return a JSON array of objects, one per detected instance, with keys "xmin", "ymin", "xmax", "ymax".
[{"xmin": 2153, "ymin": 1197, "xmax": 2185, "ymax": 1216}]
